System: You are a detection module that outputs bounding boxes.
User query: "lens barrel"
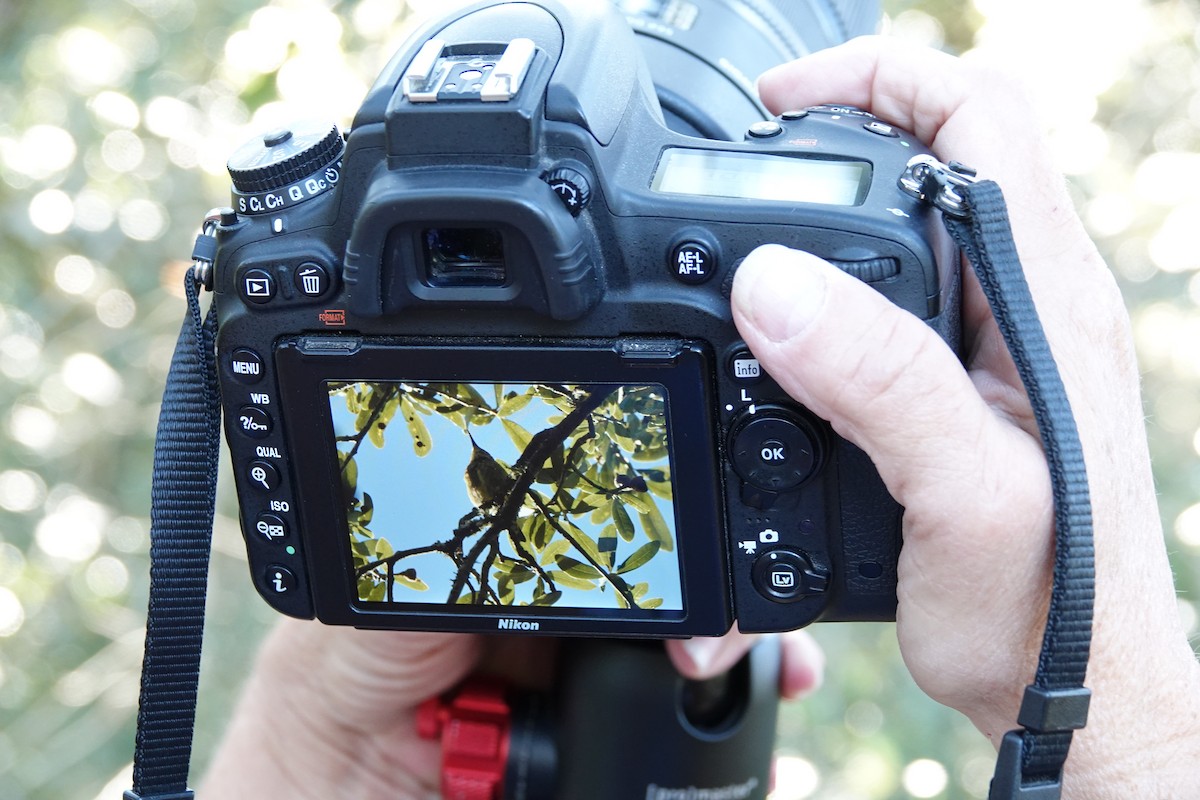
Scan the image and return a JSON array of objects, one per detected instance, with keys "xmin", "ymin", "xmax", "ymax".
[{"xmin": 614, "ymin": 0, "xmax": 880, "ymax": 140}]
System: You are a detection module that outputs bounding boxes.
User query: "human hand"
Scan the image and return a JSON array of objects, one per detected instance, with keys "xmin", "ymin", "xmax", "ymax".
[
  {"xmin": 199, "ymin": 622, "xmax": 822, "ymax": 799},
  {"xmin": 735, "ymin": 36, "xmax": 1200, "ymax": 796}
]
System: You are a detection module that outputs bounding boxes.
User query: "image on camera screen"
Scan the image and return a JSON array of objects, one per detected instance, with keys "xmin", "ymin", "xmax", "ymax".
[{"xmin": 327, "ymin": 381, "xmax": 684, "ymax": 613}]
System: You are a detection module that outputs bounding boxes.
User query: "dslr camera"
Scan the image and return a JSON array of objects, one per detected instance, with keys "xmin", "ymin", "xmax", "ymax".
[{"xmin": 211, "ymin": 0, "xmax": 958, "ymax": 638}]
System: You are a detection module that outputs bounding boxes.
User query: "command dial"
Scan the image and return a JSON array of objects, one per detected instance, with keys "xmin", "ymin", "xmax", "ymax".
[{"xmin": 227, "ymin": 121, "xmax": 344, "ymax": 215}]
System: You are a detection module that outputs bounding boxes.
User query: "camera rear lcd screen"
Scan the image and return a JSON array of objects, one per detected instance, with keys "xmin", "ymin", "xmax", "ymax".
[
  {"xmin": 327, "ymin": 381, "xmax": 683, "ymax": 613},
  {"xmin": 652, "ymin": 149, "xmax": 871, "ymax": 206}
]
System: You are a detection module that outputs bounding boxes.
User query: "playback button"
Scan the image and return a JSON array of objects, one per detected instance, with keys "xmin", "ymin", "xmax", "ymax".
[{"xmin": 241, "ymin": 268, "xmax": 276, "ymax": 304}]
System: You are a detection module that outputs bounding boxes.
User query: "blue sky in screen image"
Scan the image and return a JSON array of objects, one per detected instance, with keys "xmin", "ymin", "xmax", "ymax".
[{"xmin": 327, "ymin": 382, "xmax": 683, "ymax": 611}]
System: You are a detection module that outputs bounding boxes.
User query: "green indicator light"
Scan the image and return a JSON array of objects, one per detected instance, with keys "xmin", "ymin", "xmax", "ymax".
[{"xmin": 286, "ymin": 546, "xmax": 296, "ymax": 555}]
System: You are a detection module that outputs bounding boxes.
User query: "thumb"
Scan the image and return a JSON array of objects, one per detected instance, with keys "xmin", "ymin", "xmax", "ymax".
[{"xmin": 730, "ymin": 244, "xmax": 1027, "ymax": 522}]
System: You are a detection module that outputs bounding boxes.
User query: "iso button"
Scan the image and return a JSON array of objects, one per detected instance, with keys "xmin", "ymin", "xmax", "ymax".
[
  {"xmin": 670, "ymin": 240, "xmax": 716, "ymax": 284},
  {"xmin": 731, "ymin": 412, "xmax": 819, "ymax": 493}
]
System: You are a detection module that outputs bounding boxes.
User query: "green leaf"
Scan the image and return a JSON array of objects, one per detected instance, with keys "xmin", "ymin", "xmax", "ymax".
[
  {"xmin": 502, "ymin": 418, "xmax": 533, "ymax": 452},
  {"xmin": 631, "ymin": 582, "xmax": 649, "ymax": 600},
  {"xmin": 539, "ymin": 538, "xmax": 572, "ymax": 567},
  {"xmin": 400, "ymin": 395, "xmax": 432, "ymax": 457},
  {"xmin": 639, "ymin": 503, "xmax": 675, "ymax": 552},
  {"xmin": 612, "ymin": 499, "xmax": 636, "ymax": 541},
  {"xmin": 496, "ymin": 575, "xmax": 514, "ymax": 604},
  {"xmin": 341, "ymin": 455, "xmax": 359, "ymax": 500},
  {"xmin": 499, "ymin": 390, "xmax": 534, "ymax": 417},
  {"xmin": 641, "ymin": 597, "xmax": 664, "ymax": 609},
  {"xmin": 616, "ymin": 541, "xmax": 661, "ymax": 574},
  {"xmin": 530, "ymin": 590, "xmax": 563, "ymax": 607},
  {"xmin": 553, "ymin": 555, "xmax": 603, "ymax": 580},
  {"xmin": 374, "ymin": 538, "xmax": 394, "ymax": 558},
  {"xmin": 548, "ymin": 569, "xmax": 597, "ymax": 591},
  {"xmin": 564, "ymin": 522, "xmax": 604, "ymax": 566},
  {"xmin": 394, "ymin": 570, "xmax": 428, "ymax": 592},
  {"xmin": 509, "ymin": 565, "xmax": 536, "ymax": 584}
]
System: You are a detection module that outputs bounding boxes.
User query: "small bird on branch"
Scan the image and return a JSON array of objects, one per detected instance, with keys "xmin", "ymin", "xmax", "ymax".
[{"xmin": 464, "ymin": 429, "xmax": 515, "ymax": 512}]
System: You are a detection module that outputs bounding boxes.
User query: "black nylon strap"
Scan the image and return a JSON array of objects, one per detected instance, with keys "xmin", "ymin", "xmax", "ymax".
[
  {"xmin": 126, "ymin": 272, "xmax": 221, "ymax": 800},
  {"xmin": 943, "ymin": 181, "xmax": 1095, "ymax": 797}
]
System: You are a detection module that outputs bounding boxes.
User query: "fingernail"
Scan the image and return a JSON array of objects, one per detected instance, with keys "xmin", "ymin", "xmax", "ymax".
[
  {"xmin": 681, "ymin": 636, "xmax": 724, "ymax": 674},
  {"xmin": 734, "ymin": 246, "xmax": 827, "ymax": 343}
]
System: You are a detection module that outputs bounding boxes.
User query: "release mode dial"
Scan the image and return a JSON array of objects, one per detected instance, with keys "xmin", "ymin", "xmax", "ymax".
[{"xmin": 227, "ymin": 121, "xmax": 344, "ymax": 214}]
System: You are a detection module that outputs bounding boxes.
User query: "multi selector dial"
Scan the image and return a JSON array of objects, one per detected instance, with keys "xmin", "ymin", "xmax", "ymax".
[{"xmin": 226, "ymin": 120, "xmax": 344, "ymax": 215}]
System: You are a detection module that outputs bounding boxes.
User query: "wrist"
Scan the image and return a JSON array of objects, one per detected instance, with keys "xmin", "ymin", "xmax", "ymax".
[{"xmin": 969, "ymin": 644, "xmax": 1200, "ymax": 798}]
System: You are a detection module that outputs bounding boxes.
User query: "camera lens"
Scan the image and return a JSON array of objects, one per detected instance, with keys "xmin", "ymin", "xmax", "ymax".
[
  {"xmin": 612, "ymin": 0, "xmax": 880, "ymax": 140},
  {"xmin": 424, "ymin": 227, "xmax": 507, "ymax": 286}
]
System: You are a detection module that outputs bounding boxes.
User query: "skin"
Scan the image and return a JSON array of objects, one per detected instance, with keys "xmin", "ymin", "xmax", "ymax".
[{"xmin": 202, "ymin": 37, "xmax": 1200, "ymax": 799}]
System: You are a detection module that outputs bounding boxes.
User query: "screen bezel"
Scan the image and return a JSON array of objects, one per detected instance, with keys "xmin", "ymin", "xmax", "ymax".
[{"xmin": 274, "ymin": 337, "xmax": 732, "ymax": 637}]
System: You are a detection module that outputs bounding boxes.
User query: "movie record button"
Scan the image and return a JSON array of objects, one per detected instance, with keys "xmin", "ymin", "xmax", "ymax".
[{"xmin": 752, "ymin": 548, "xmax": 829, "ymax": 603}]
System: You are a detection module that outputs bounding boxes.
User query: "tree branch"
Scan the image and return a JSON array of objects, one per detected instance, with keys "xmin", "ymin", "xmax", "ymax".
[
  {"xmin": 527, "ymin": 489, "xmax": 638, "ymax": 608},
  {"xmin": 447, "ymin": 386, "xmax": 615, "ymax": 604}
]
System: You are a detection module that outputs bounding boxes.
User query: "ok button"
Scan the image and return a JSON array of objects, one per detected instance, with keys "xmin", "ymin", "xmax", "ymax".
[
  {"xmin": 759, "ymin": 439, "xmax": 788, "ymax": 464},
  {"xmin": 730, "ymin": 409, "xmax": 821, "ymax": 493}
]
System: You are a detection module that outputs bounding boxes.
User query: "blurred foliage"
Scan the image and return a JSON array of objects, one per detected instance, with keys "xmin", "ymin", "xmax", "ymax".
[{"xmin": 0, "ymin": 1, "xmax": 1196, "ymax": 799}]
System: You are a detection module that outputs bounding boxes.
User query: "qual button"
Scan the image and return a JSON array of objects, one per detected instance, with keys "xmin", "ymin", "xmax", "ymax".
[{"xmin": 247, "ymin": 460, "xmax": 281, "ymax": 492}]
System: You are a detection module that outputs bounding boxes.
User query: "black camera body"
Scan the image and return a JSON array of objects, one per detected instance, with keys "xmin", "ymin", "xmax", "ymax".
[{"xmin": 211, "ymin": 0, "xmax": 958, "ymax": 638}]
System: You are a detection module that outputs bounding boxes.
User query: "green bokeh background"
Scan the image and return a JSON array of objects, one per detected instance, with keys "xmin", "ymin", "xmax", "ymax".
[{"xmin": 0, "ymin": 1, "xmax": 1197, "ymax": 798}]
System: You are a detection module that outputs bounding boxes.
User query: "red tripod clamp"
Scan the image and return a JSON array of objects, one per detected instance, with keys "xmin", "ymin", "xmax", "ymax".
[{"xmin": 417, "ymin": 680, "xmax": 513, "ymax": 800}]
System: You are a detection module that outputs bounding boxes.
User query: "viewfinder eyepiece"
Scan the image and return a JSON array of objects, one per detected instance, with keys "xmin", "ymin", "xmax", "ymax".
[{"xmin": 423, "ymin": 227, "xmax": 506, "ymax": 286}]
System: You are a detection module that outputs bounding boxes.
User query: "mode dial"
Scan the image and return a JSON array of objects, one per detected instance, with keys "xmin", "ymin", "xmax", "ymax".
[{"xmin": 227, "ymin": 121, "xmax": 344, "ymax": 215}]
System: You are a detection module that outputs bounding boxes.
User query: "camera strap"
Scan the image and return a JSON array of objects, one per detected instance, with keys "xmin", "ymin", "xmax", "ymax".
[
  {"xmin": 901, "ymin": 156, "xmax": 1095, "ymax": 799},
  {"xmin": 124, "ymin": 223, "xmax": 222, "ymax": 800}
]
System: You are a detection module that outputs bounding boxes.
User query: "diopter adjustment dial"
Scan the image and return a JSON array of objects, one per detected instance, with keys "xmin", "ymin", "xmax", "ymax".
[
  {"xmin": 227, "ymin": 121, "xmax": 344, "ymax": 215},
  {"xmin": 543, "ymin": 166, "xmax": 592, "ymax": 216}
]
